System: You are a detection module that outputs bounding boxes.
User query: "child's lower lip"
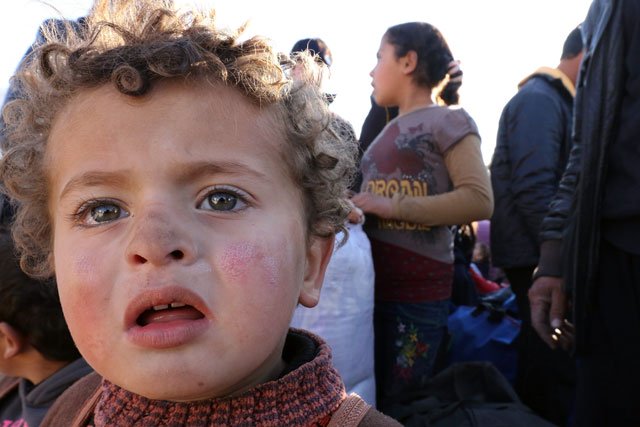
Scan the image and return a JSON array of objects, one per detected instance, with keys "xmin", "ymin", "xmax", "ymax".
[{"xmin": 126, "ymin": 318, "xmax": 210, "ymax": 349}]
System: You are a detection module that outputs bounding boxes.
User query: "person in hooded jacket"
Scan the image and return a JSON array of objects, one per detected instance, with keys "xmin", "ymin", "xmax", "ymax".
[{"xmin": 489, "ymin": 25, "xmax": 583, "ymax": 426}]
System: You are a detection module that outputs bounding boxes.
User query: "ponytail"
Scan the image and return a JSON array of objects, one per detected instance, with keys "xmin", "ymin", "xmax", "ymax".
[{"xmin": 438, "ymin": 60, "xmax": 462, "ymax": 105}]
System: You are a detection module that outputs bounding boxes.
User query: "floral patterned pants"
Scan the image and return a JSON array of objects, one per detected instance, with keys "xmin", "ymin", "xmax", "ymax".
[{"xmin": 374, "ymin": 299, "xmax": 449, "ymax": 412}]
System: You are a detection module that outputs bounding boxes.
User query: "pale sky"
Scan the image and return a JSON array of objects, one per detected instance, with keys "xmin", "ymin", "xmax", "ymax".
[{"xmin": 0, "ymin": 0, "xmax": 592, "ymax": 164}]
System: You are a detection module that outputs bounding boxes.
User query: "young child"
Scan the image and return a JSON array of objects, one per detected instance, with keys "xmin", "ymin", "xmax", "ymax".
[
  {"xmin": 352, "ymin": 22, "xmax": 493, "ymax": 414},
  {"xmin": 0, "ymin": 221, "xmax": 92, "ymax": 427},
  {"xmin": 0, "ymin": 1, "xmax": 400, "ymax": 425}
]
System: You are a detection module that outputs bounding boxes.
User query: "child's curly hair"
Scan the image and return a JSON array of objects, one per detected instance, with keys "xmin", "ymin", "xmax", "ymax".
[{"xmin": 0, "ymin": 0, "xmax": 356, "ymax": 279}]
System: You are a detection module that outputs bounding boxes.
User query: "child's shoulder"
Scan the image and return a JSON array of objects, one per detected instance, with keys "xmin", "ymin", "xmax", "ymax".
[
  {"xmin": 398, "ymin": 105, "xmax": 479, "ymax": 147},
  {"xmin": 426, "ymin": 104, "xmax": 475, "ymax": 124},
  {"xmin": 400, "ymin": 104, "xmax": 475, "ymax": 128},
  {"xmin": 40, "ymin": 371, "xmax": 101, "ymax": 427}
]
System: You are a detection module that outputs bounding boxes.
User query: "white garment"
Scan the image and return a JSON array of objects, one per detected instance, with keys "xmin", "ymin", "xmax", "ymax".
[{"xmin": 291, "ymin": 223, "xmax": 376, "ymax": 406}]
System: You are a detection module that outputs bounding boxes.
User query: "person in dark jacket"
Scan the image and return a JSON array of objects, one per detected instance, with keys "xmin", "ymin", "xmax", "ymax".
[
  {"xmin": 529, "ymin": 0, "xmax": 640, "ymax": 425},
  {"xmin": 489, "ymin": 26, "xmax": 583, "ymax": 426}
]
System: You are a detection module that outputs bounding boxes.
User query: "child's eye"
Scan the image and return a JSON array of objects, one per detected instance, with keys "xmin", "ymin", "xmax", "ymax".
[
  {"xmin": 91, "ymin": 204, "xmax": 123, "ymax": 223},
  {"xmin": 198, "ymin": 188, "xmax": 247, "ymax": 212},
  {"xmin": 72, "ymin": 200, "xmax": 129, "ymax": 226}
]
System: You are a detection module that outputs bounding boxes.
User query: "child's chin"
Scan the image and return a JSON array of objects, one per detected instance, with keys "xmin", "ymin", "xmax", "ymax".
[{"xmin": 102, "ymin": 366, "xmax": 218, "ymax": 401}]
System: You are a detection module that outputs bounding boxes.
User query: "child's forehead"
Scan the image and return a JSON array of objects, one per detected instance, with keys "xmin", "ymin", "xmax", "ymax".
[
  {"xmin": 55, "ymin": 80, "xmax": 286, "ymax": 141},
  {"xmin": 47, "ymin": 80, "xmax": 293, "ymax": 180},
  {"xmin": 60, "ymin": 80, "xmax": 250, "ymax": 113}
]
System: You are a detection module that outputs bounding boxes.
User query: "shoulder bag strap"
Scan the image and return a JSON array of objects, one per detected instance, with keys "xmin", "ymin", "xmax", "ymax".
[
  {"xmin": 328, "ymin": 394, "xmax": 372, "ymax": 427},
  {"xmin": 41, "ymin": 371, "xmax": 102, "ymax": 427}
]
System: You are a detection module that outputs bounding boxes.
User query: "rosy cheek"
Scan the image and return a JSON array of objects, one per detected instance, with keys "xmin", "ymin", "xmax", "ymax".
[
  {"xmin": 57, "ymin": 254, "xmax": 110, "ymax": 360},
  {"xmin": 58, "ymin": 254, "xmax": 110, "ymax": 322},
  {"xmin": 218, "ymin": 242, "xmax": 282, "ymax": 289},
  {"xmin": 261, "ymin": 255, "xmax": 279, "ymax": 288},
  {"xmin": 71, "ymin": 254, "xmax": 99, "ymax": 284},
  {"xmin": 218, "ymin": 242, "xmax": 257, "ymax": 283}
]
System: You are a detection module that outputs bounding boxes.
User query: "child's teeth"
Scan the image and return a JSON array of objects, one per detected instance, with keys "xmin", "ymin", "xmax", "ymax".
[{"xmin": 151, "ymin": 302, "xmax": 186, "ymax": 310}]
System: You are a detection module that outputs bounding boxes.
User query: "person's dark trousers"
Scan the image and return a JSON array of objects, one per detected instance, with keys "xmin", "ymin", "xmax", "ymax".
[
  {"xmin": 505, "ymin": 267, "xmax": 576, "ymax": 426},
  {"xmin": 575, "ymin": 239, "xmax": 640, "ymax": 427}
]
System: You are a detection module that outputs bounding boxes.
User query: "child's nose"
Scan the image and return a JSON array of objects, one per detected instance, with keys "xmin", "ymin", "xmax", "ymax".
[{"xmin": 125, "ymin": 208, "xmax": 197, "ymax": 267}]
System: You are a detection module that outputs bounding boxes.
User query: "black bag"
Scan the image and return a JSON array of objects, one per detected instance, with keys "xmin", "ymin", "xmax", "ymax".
[
  {"xmin": 451, "ymin": 225, "xmax": 479, "ymax": 307},
  {"xmin": 385, "ymin": 362, "xmax": 555, "ymax": 427}
]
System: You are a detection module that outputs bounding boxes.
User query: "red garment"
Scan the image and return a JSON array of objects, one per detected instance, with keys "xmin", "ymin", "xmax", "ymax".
[
  {"xmin": 370, "ymin": 239, "xmax": 453, "ymax": 302},
  {"xmin": 468, "ymin": 266, "xmax": 502, "ymax": 294},
  {"xmin": 92, "ymin": 331, "xmax": 345, "ymax": 426}
]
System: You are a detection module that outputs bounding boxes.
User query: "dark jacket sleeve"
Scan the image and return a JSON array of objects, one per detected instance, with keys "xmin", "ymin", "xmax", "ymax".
[
  {"xmin": 533, "ymin": 0, "xmax": 613, "ymax": 280},
  {"xmin": 504, "ymin": 90, "xmax": 569, "ymax": 244},
  {"xmin": 535, "ymin": 90, "xmax": 584, "ymax": 279},
  {"xmin": 535, "ymin": 141, "xmax": 582, "ymax": 278}
]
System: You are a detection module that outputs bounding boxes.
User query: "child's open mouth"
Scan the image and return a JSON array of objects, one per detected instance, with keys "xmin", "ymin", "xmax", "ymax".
[
  {"xmin": 125, "ymin": 288, "xmax": 211, "ymax": 348},
  {"xmin": 137, "ymin": 302, "xmax": 205, "ymax": 327}
]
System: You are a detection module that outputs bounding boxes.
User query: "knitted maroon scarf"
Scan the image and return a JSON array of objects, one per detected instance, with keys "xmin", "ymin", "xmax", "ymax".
[{"xmin": 92, "ymin": 330, "xmax": 346, "ymax": 426}]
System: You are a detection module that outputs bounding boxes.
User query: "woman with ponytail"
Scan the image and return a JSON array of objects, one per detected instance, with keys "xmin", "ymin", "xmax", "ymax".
[{"xmin": 352, "ymin": 22, "xmax": 493, "ymax": 415}]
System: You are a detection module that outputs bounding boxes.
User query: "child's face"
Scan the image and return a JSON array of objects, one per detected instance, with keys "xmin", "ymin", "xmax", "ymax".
[
  {"xmin": 46, "ymin": 81, "xmax": 332, "ymax": 401},
  {"xmin": 369, "ymin": 36, "xmax": 404, "ymax": 107}
]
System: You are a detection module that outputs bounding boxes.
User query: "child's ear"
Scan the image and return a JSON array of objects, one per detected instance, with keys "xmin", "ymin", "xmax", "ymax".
[
  {"xmin": 402, "ymin": 50, "xmax": 418, "ymax": 74},
  {"xmin": 298, "ymin": 235, "xmax": 335, "ymax": 308},
  {"xmin": 0, "ymin": 322, "xmax": 25, "ymax": 359}
]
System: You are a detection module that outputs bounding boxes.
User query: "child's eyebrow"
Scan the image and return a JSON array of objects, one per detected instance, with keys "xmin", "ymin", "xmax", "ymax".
[
  {"xmin": 58, "ymin": 161, "xmax": 268, "ymax": 200},
  {"xmin": 174, "ymin": 161, "xmax": 267, "ymax": 187},
  {"xmin": 58, "ymin": 171, "xmax": 129, "ymax": 200}
]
